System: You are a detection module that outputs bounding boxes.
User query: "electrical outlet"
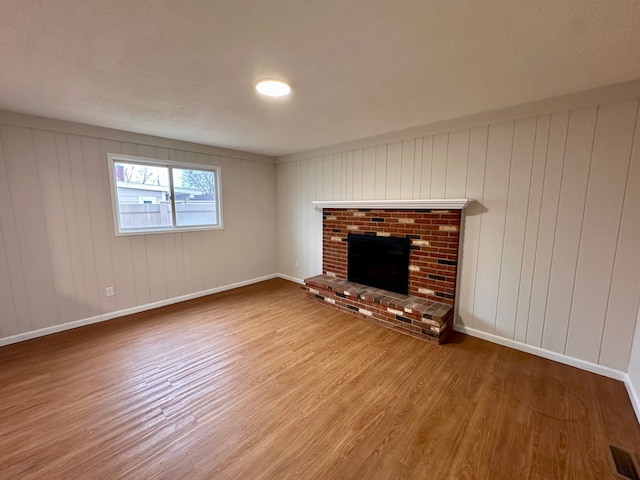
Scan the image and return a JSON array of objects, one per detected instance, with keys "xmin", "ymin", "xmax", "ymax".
[
  {"xmin": 295, "ymin": 260, "xmax": 299, "ymax": 268},
  {"xmin": 105, "ymin": 286, "xmax": 115, "ymax": 297}
]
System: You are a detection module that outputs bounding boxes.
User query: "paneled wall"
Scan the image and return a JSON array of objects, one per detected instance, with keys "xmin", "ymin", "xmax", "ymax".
[
  {"xmin": 276, "ymin": 97, "xmax": 640, "ymax": 372},
  {"xmin": 0, "ymin": 114, "xmax": 277, "ymax": 341}
]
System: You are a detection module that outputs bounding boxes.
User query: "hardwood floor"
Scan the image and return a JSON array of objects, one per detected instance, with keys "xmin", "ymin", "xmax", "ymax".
[{"xmin": 1, "ymin": 278, "xmax": 638, "ymax": 479}]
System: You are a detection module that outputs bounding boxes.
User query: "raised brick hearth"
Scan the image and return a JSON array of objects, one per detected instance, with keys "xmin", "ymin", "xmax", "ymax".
[
  {"xmin": 304, "ymin": 206, "xmax": 464, "ymax": 344},
  {"xmin": 306, "ymin": 275, "xmax": 453, "ymax": 344}
]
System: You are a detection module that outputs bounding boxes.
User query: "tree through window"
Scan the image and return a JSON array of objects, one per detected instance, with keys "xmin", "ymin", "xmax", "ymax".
[{"xmin": 108, "ymin": 154, "xmax": 222, "ymax": 235}]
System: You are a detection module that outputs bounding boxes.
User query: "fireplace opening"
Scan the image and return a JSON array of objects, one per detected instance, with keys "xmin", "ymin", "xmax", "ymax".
[{"xmin": 347, "ymin": 233, "xmax": 410, "ymax": 295}]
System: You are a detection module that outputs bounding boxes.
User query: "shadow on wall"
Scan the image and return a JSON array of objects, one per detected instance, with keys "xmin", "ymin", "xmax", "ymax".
[
  {"xmin": 464, "ymin": 200, "xmax": 487, "ymax": 216},
  {"xmin": 455, "ymin": 200, "xmax": 486, "ymax": 327}
]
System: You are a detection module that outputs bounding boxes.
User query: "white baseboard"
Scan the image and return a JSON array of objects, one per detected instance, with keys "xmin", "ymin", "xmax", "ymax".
[
  {"xmin": 0, "ymin": 274, "xmax": 278, "ymax": 348},
  {"xmin": 453, "ymin": 324, "xmax": 626, "ymax": 381},
  {"xmin": 625, "ymin": 375, "xmax": 640, "ymax": 424},
  {"xmin": 276, "ymin": 273, "xmax": 305, "ymax": 285}
]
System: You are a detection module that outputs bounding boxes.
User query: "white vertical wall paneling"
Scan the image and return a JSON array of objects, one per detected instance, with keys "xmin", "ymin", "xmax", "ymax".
[
  {"xmin": 242, "ymin": 160, "xmax": 252, "ymax": 281},
  {"xmin": 0, "ymin": 132, "xmax": 20, "ymax": 335},
  {"xmin": 566, "ymin": 99, "xmax": 638, "ymax": 363},
  {"xmin": 218, "ymin": 156, "xmax": 232, "ymax": 285},
  {"xmin": 258, "ymin": 160, "xmax": 277, "ymax": 276},
  {"xmin": 262, "ymin": 159, "xmax": 278, "ymax": 276},
  {"xmin": 362, "ymin": 147, "xmax": 375, "ymax": 199},
  {"xmin": 352, "ymin": 149, "xmax": 363, "ymax": 200},
  {"xmin": 374, "ymin": 144, "xmax": 387, "ymax": 199},
  {"xmin": 541, "ymin": 107, "xmax": 597, "ymax": 353},
  {"xmin": 400, "ymin": 139, "xmax": 415, "ymax": 200},
  {"xmin": 306, "ymin": 158, "xmax": 319, "ymax": 277},
  {"xmin": 276, "ymin": 159, "xmax": 288, "ymax": 275},
  {"xmin": 209, "ymin": 155, "xmax": 227, "ymax": 288},
  {"xmin": 337, "ymin": 154, "xmax": 343, "ymax": 199},
  {"xmin": 295, "ymin": 160, "xmax": 308, "ymax": 278},
  {"xmin": 419, "ymin": 136, "xmax": 433, "ymax": 199},
  {"xmin": 514, "ymin": 115, "xmax": 550, "ymax": 343},
  {"xmin": 99, "ymin": 139, "xmax": 137, "ymax": 311},
  {"xmin": 601, "ymin": 102, "xmax": 640, "ymax": 370},
  {"xmin": 246, "ymin": 160, "xmax": 261, "ymax": 277},
  {"xmin": 386, "ymin": 141, "xmax": 402, "ymax": 199},
  {"xmin": 32, "ymin": 130, "xmax": 77, "ymax": 323},
  {"xmin": 221, "ymin": 155, "xmax": 242, "ymax": 285},
  {"xmin": 294, "ymin": 160, "xmax": 303, "ymax": 278},
  {"xmin": 250, "ymin": 160, "xmax": 271, "ymax": 278},
  {"xmin": 239, "ymin": 156, "xmax": 253, "ymax": 281},
  {"xmin": 314, "ymin": 156, "xmax": 324, "ymax": 275},
  {"xmin": 299, "ymin": 159, "xmax": 309, "ymax": 278},
  {"xmin": 55, "ymin": 133, "xmax": 89, "ymax": 318},
  {"xmin": 526, "ymin": 112, "xmax": 569, "ymax": 346},
  {"xmin": 345, "ymin": 151, "xmax": 354, "ymax": 200},
  {"xmin": 238, "ymin": 157, "xmax": 250, "ymax": 279},
  {"xmin": 341, "ymin": 152, "xmax": 348, "ymax": 199},
  {"xmin": 120, "ymin": 141, "xmax": 138, "ymax": 157},
  {"xmin": 287, "ymin": 159, "xmax": 298, "ymax": 275},
  {"xmin": 431, "ymin": 134, "xmax": 448, "ymax": 198},
  {"xmin": 2, "ymin": 126, "xmax": 60, "ymax": 330},
  {"xmin": 445, "ymin": 129, "xmax": 470, "ymax": 199},
  {"xmin": 180, "ymin": 229, "xmax": 194, "ymax": 295},
  {"xmin": 456, "ymin": 126, "xmax": 488, "ymax": 328},
  {"xmin": 494, "ymin": 118, "xmax": 537, "ymax": 339},
  {"xmin": 471, "ymin": 122, "xmax": 514, "ymax": 333},
  {"xmin": 82, "ymin": 136, "xmax": 117, "ymax": 313},
  {"xmin": 411, "ymin": 138, "xmax": 423, "ymax": 199},
  {"xmin": 302, "ymin": 159, "xmax": 311, "ymax": 276},
  {"xmin": 333, "ymin": 153, "xmax": 342, "ymax": 200},
  {"xmin": 323, "ymin": 154, "xmax": 333, "ymax": 200},
  {"xmin": 0, "ymin": 229, "xmax": 16, "ymax": 337},
  {"xmin": 286, "ymin": 160, "xmax": 297, "ymax": 275}
]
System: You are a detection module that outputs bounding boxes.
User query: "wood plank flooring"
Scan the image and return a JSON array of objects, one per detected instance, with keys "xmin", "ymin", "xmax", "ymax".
[{"xmin": 1, "ymin": 278, "xmax": 639, "ymax": 479}]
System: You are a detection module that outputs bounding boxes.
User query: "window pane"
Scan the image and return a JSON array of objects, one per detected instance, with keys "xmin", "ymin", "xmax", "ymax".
[
  {"xmin": 114, "ymin": 162, "xmax": 172, "ymax": 230},
  {"xmin": 172, "ymin": 167, "xmax": 218, "ymax": 227}
]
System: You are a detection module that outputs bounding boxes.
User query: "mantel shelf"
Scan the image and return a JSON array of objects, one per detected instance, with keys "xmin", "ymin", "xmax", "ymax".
[{"xmin": 311, "ymin": 199, "xmax": 472, "ymax": 210}]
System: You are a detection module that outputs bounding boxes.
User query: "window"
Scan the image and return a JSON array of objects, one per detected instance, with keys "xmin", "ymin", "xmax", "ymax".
[{"xmin": 107, "ymin": 153, "xmax": 223, "ymax": 235}]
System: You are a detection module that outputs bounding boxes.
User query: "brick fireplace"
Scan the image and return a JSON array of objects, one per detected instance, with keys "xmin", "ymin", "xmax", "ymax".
[{"xmin": 304, "ymin": 200, "xmax": 469, "ymax": 344}]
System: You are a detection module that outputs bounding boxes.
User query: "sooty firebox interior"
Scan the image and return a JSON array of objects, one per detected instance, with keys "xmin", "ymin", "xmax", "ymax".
[{"xmin": 347, "ymin": 233, "xmax": 410, "ymax": 295}]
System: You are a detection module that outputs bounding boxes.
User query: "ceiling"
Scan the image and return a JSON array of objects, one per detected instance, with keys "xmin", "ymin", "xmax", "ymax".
[{"xmin": 1, "ymin": 1, "xmax": 640, "ymax": 157}]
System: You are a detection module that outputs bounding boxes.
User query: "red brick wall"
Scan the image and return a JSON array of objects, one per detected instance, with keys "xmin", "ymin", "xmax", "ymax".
[{"xmin": 322, "ymin": 208, "xmax": 461, "ymax": 305}]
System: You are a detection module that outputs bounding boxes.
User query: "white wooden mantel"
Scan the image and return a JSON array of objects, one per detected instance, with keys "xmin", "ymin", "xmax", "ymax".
[{"xmin": 311, "ymin": 199, "xmax": 472, "ymax": 210}]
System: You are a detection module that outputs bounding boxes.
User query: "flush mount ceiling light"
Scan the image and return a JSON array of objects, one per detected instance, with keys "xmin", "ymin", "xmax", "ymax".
[{"xmin": 255, "ymin": 79, "xmax": 291, "ymax": 97}]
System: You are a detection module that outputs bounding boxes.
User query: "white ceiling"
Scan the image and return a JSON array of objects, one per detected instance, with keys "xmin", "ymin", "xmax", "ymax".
[{"xmin": 1, "ymin": 1, "xmax": 640, "ymax": 157}]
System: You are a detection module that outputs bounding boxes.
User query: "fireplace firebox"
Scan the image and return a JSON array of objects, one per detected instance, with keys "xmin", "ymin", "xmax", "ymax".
[{"xmin": 347, "ymin": 233, "xmax": 410, "ymax": 295}]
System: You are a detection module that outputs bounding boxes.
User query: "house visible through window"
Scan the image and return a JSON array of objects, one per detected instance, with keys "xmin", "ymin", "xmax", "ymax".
[{"xmin": 108, "ymin": 153, "xmax": 222, "ymax": 235}]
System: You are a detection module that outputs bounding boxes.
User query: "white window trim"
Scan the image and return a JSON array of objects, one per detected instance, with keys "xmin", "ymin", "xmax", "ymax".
[{"xmin": 107, "ymin": 153, "xmax": 224, "ymax": 236}]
